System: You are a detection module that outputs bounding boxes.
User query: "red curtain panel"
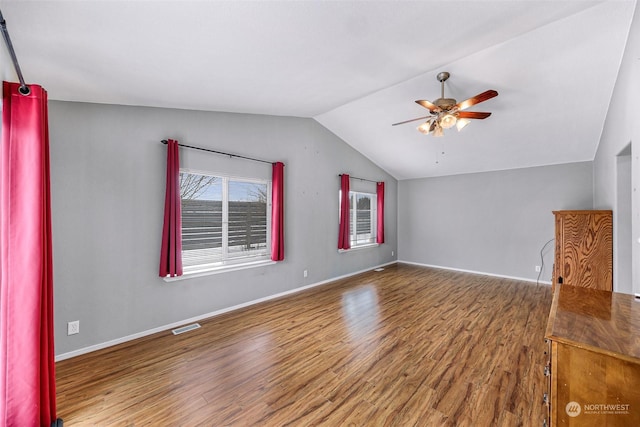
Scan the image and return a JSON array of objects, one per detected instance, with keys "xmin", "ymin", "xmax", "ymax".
[
  {"xmin": 159, "ymin": 139, "xmax": 183, "ymax": 277},
  {"xmin": 338, "ymin": 174, "xmax": 351, "ymax": 250},
  {"xmin": 0, "ymin": 81, "xmax": 58, "ymax": 426},
  {"xmin": 377, "ymin": 181, "xmax": 385, "ymax": 244},
  {"xmin": 271, "ymin": 162, "xmax": 285, "ymax": 261}
]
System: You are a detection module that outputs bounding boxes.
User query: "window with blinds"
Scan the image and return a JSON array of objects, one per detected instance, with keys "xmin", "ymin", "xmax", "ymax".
[{"xmin": 340, "ymin": 190, "xmax": 377, "ymax": 248}]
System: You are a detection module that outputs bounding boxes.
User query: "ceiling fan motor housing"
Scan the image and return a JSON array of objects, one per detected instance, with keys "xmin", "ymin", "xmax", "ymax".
[{"xmin": 434, "ymin": 98, "xmax": 457, "ymax": 110}]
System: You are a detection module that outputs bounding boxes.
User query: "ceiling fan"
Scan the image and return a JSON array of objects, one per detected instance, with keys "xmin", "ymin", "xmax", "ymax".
[{"xmin": 392, "ymin": 71, "xmax": 498, "ymax": 137}]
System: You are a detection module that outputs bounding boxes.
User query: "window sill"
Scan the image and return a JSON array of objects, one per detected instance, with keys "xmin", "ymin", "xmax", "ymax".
[
  {"xmin": 338, "ymin": 243, "xmax": 379, "ymax": 253},
  {"xmin": 163, "ymin": 259, "xmax": 277, "ymax": 282}
]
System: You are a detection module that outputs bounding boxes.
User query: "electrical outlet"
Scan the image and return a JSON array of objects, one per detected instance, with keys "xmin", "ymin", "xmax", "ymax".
[
  {"xmin": 303, "ymin": 269, "xmax": 308, "ymax": 278},
  {"xmin": 535, "ymin": 266, "xmax": 541, "ymax": 273},
  {"xmin": 67, "ymin": 320, "xmax": 79, "ymax": 335},
  {"xmin": 392, "ymin": 250, "xmax": 395, "ymax": 257}
]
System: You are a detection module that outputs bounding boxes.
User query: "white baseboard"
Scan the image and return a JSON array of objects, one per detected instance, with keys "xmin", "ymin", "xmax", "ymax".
[
  {"xmin": 398, "ymin": 260, "xmax": 552, "ymax": 285},
  {"xmin": 55, "ymin": 260, "xmax": 398, "ymax": 362}
]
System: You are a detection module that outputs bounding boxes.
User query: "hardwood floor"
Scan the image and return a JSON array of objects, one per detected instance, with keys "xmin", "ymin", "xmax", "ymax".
[{"xmin": 56, "ymin": 264, "xmax": 553, "ymax": 426}]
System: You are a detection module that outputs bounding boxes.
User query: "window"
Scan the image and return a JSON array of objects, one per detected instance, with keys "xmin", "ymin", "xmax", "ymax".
[
  {"xmin": 340, "ymin": 191, "xmax": 377, "ymax": 248},
  {"xmin": 180, "ymin": 171, "xmax": 271, "ymax": 273}
]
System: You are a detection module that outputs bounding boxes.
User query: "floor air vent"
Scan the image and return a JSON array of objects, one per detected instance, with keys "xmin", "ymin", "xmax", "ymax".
[
  {"xmin": 374, "ymin": 268, "xmax": 385, "ymax": 272},
  {"xmin": 172, "ymin": 323, "xmax": 201, "ymax": 335}
]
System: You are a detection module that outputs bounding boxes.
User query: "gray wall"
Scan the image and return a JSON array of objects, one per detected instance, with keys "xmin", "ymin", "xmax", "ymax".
[
  {"xmin": 1, "ymin": 29, "xmax": 17, "ymax": 116},
  {"xmin": 49, "ymin": 101, "xmax": 397, "ymax": 356},
  {"xmin": 398, "ymin": 162, "xmax": 593, "ymax": 282},
  {"xmin": 0, "ymin": 34, "xmax": 13, "ymax": 83},
  {"xmin": 593, "ymin": 3, "xmax": 639, "ymax": 295}
]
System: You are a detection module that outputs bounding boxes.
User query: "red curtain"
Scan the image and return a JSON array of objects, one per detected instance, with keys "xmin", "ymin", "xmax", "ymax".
[
  {"xmin": 271, "ymin": 162, "xmax": 285, "ymax": 261},
  {"xmin": 0, "ymin": 82, "xmax": 58, "ymax": 426},
  {"xmin": 338, "ymin": 174, "xmax": 351, "ymax": 250},
  {"xmin": 159, "ymin": 139, "xmax": 183, "ymax": 277},
  {"xmin": 377, "ymin": 181, "xmax": 385, "ymax": 244}
]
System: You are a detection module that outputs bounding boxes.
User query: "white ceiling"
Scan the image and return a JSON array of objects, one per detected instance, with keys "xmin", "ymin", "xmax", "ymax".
[{"xmin": 1, "ymin": 0, "xmax": 636, "ymax": 179}]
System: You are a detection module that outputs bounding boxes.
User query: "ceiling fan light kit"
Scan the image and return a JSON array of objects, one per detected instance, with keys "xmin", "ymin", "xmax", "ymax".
[{"xmin": 392, "ymin": 71, "xmax": 498, "ymax": 137}]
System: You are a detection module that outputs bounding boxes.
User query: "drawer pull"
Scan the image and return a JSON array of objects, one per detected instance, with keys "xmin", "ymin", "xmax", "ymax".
[{"xmin": 543, "ymin": 392, "xmax": 549, "ymax": 405}]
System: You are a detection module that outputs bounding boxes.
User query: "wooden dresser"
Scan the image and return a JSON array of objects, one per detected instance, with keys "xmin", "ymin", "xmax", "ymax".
[
  {"xmin": 544, "ymin": 284, "xmax": 640, "ymax": 426},
  {"xmin": 552, "ymin": 210, "xmax": 612, "ymax": 292}
]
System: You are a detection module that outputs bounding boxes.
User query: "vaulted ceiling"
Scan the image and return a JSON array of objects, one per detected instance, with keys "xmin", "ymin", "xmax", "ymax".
[{"xmin": 1, "ymin": 1, "xmax": 636, "ymax": 179}]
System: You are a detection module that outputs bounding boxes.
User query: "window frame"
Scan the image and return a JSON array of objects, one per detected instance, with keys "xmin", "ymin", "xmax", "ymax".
[
  {"xmin": 339, "ymin": 190, "xmax": 378, "ymax": 250},
  {"xmin": 178, "ymin": 169, "xmax": 273, "ymax": 276}
]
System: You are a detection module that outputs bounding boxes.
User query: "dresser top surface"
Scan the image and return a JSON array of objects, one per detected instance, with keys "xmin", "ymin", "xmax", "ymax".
[
  {"xmin": 552, "ymin": 210, "xmax": 612, "ymax": 215},
  {"xmin": 545, "ymin": 284, "xmax": 640, "ymax": 361}
]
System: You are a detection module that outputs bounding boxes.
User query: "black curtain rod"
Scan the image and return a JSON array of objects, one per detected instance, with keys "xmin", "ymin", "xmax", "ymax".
[
  {"xmin": 161, "ymin": 140, "xmax": 273, "ymax": 165},
  {"xmin": 0, "ymin": 9, "xmax": 29, "ymax": 95},
  {"xmin": 338, "ymin": 174, "xmax": 379, "ymax": 184}
]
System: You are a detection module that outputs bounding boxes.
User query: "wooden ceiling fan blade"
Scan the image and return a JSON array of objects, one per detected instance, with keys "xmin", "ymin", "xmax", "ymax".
[
  {"xmin": 456, "ymin": 90, "xmax": 498, "ymax": 111},
  {"xmin": 392, "ymin": 115, "xmax": 431, "ymax": 126},
  {"xmin": 457, "ymin": 111, "xmax": 492, "ymax": 119},
  {"xmin": 415, "ymin": 100, "xmax": 442, "ymax": 113}
]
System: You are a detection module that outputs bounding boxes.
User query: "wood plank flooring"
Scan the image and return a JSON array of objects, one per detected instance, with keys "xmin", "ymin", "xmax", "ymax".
[{"xmin": 56, "ymin": 264, "xmax": 553, "ymax": 426}]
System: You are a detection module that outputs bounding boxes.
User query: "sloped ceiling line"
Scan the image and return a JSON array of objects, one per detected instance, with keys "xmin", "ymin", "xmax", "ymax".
[{"xmin": 0, "ymin": 0, "xmax": 636, "ymax": 180}]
